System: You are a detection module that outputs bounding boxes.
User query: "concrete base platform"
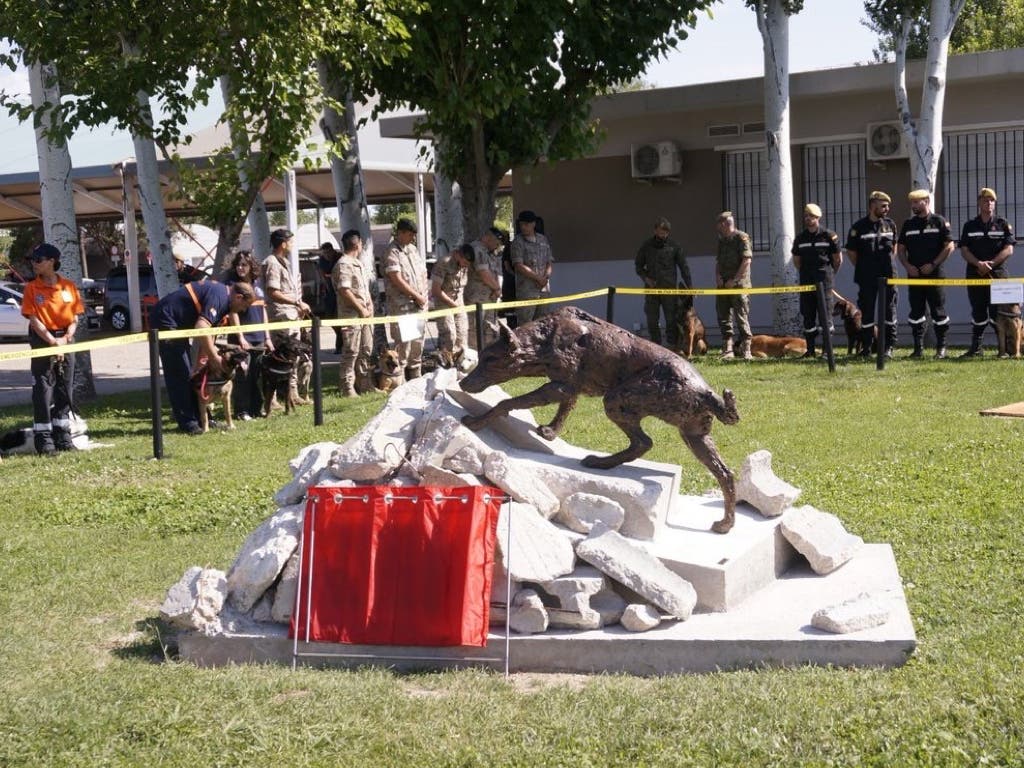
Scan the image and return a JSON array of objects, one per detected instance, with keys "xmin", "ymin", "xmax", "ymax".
[
  {"xmin": 178, "ymin": 544, "xmax": 915, "ymax": 675},
  {"xmin": 650, "ymin": 496, "xmax": 797, "ymax": 612}
]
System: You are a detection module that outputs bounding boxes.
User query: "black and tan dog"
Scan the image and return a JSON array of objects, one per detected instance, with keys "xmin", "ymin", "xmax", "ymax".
[
  {"xmin": 374, "ymin": 348, "xmax": 404, "ymax": 393},
  {"xmin": 295, "ymin": 329, "xmax": 314, "ymax": 403},
  {"xmin": 261, "ymin": 335, "xmax": 312, "ymax": 416},
  {"xmin": 191, "ymin": 347, "xmax": 249, "ymax": 432},
  {"xmin": 995, "ymin": 303, "xmax": 1023, "ymax": 358}
]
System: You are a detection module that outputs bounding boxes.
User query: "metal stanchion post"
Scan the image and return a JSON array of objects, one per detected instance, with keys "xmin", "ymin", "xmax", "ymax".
[
  {"xmin": 148, "ymin": 328, "xmax": 163, "ymax": 460},
  {"xmin": 475, "ymin": 303, "xmax": 485, "ymax": 351},
  {"xmin": 606, "ymin": 286, "xmax": 616, "ymax": 324},
  {"xmin": 311, "ymin": 316, "xmax": 323, "ymax": 426},
  {"xmin": 876, "ymin": 276, "xmax": 887, "ymax": 370},
  {"xmin": 816, "ymin": 282, "xmax": 835, "ymax": 373}
]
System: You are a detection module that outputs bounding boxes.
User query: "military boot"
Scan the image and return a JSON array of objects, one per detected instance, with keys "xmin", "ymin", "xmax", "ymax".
[
  {"xmin": 935, "ymin": 325, "xmax": 948, "ymax": 359},
  {"xmin": 738, "ymin": 339, "xmax": 752, "ymax": 360},
  {"xmin": 720, "ymin": 337, "xmax": 734, "ymax": 360},
  {"xmin": 801, "ymin": 333, "xmax": 817, "ymax": 359},
  {"xmin": 961, "ymin": 325, "xmax": 986, "ymax": 358},
  {"xmin": 859, "ymin": 328, "xmax": 874, "ymax": 358},
  {"xmin": 909, "ymin": 326, "xmax": 924, "ymax": 358},
  {"xmin": 34, "ymin": 429, "xmax": 56, "ymax": 456},
  {"xmin": 884, "ymin": 324, "xmax": 898, "ymax": 359},
  {"xmin": 53, "ymin": 426, "xmax": 76, "ymax": 452}
]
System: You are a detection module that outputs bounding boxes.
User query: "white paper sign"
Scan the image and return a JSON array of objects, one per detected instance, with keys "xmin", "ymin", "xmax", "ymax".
[
  {"xmin": 396, "ymin": 314, "xmax": 425, "ymax": 343},
  {"xmin": 990, "ymin": 281, "xmax": 1024, "ymax": 305}
]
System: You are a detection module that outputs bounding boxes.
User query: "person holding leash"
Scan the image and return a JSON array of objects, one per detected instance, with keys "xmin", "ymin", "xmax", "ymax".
[{"xmin": 20, "ymin": 243, "xmax": 84, "ymax": 455}]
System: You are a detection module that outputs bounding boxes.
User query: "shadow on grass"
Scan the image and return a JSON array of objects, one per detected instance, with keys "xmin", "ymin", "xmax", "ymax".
[{"xmin": 111, "ymin": 616, "xmax": 179, "ymax": 664}]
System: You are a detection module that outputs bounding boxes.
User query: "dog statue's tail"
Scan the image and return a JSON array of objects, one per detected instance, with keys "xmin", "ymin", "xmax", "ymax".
[{"xmin": 707, "ymin": 388, "xmax": 740, "ymax": 425}]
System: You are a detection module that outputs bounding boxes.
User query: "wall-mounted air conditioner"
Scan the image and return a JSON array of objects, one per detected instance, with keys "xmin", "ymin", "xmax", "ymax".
[
  {"xmin": 866, "ymin": 121, "xmax": 909, "ymax": 161},
  {"xmin": 630, "ymin": 141, "xmax": 682, "ymax": 179}
]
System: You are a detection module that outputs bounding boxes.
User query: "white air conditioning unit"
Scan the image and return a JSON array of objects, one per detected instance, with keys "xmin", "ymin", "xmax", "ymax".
[
  {"xmin": 866, "ymin": 122, "xmax": 909, "ymax": 161},
  {"xmin": 630, "ymin": 141, "xmax": 681, "ymax": 179}
]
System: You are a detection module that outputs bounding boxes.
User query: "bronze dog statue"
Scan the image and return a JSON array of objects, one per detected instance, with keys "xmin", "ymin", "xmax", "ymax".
[{"xmin": 460, "ymin": 307, "xmax": 741, "ymax": 533}]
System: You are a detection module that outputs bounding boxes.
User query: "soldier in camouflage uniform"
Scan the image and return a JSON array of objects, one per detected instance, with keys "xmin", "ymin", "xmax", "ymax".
[
  {"xmin": 465, "ymin": 227, "xmax": 504, "ymax": 349},
  {"xmin": 714, "ymin": 211, "xmax": 753, "ymax": 360},
  {"xmin": 431, "ymin": 244, "xmax": 471, "ymax": 359},
  {"xmin": 511, "ymin": 210, "xmax": 554, "ymax": 326},
  {"xmin": 384, "ymin": 218, "xmax": 429, "ymax": 380},
  {"xmin": 331, "ymin": 229, "xmax": 374, "ymax": 397},
  {"xmin": 635, "ymin": 216, "xmax": 691, "ymax": 347}
]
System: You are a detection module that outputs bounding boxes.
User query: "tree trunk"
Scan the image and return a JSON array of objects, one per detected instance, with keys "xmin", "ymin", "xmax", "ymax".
[
  {"xmin": 456, "ymin": 119, "xmax": 500, "ymax": 239},
  {"xmin": 248, "ymin": 191, "xmax": 271, "ymax": 261},
  {"xmin": 757, "ymin": 0, "xmax": 799, "ymax": 333},
  {"xmin": 433, "ymin": 141, "xmax": 464, "ymax": 257},
  {"xmin": 317, "ymin": 59, "xmax": 376, "ymax": 281},
  {"xmin": 27, "ymin": 58, "xmax": 95, "ymax": 402}
]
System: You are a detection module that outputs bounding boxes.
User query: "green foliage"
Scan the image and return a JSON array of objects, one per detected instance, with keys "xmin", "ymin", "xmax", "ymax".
[
  {"xmin": 371, "ymin": 202, "xmax": 417, "ymax": 226},
  {"xmin": 1, "ymin": 360, "xmax": 1023, "ymax": 765},
  {"xmin": 863, "ymin": 0, "xmax": 1018, "ymax": 60}
]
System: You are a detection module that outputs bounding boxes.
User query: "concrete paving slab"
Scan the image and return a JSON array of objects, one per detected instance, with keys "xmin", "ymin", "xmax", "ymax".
[
  {"xmin": 178, "ymin": 544, "xmax": 915, "ymax": 675},
  {"xmin": 650, "ymin": 495, "xmax": 798, "ymax": 612}
]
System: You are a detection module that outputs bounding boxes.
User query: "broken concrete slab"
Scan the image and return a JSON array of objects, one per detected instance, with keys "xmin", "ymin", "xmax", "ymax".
[
  {"xmin": 735, "ymin": 450, "xmax": 800, "ymax": 518},
  {"xmin": 274, "ymin": 442, "xmax": 343, "ymax": 506},
  {"xmin": 418, "ymin": 463, "xmax": 478, "ymax": 488},
  {"xmin": 496, "ymin": 501, "xmax": 575, "ymax": 582},
  {"xmin": 812, "ymin": 592, "xmax": 891, "ymax": 634},
  {"xmin": 443, "ymin": 445, "xmax": 485, "ymax": 475},
  {"xmin": 160, "ymin": 567, "xmax": 227, "ymax": 632},
  {"xmin": 509, "ymin": 589, "xmax": 548, "ymax": 634},
  {"xmin": 485, "ymin": 452, "xmax": 560, "ymax": 518},
  {"xmin": 576, "ymin": 523, "xmax": 697, "ymax": 619},
  {"xmin": 270, "ymin": 551, "xmax": 299, "ymax": 624},
  {"xmin": 226, "ymin": 503, "xmax": 303, "ymax": 613},
  {"xmin": 781, "ymin": 505, "xmax": 863, "ymax": 575},
  {"xmin": 558, "ymin": 492, "xmax": 625, "ymax": 534},
  {"xmin": 448, "ymin": 383, "xmax": 570, "ymax": 455},
  {"xmin": 621, "ymin": 604, "xmax": 662, "ymax": 632}
]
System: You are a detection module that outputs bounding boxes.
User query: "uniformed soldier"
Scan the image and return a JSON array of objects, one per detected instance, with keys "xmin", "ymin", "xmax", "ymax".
[
  {"xmin": 791, "ymin": 203, "xmax": 841, "ymax": 358},
  {"xmin": 845, "ymin": 191, "xmax": 898, "ymax": 358},
  {"xmin": 959, "ymin": 187, "xmax": 1015, "ymax": 357},
  {"xmin": 714, "ymin": 211, "xmax": 753, "ymax": 360},
  {"xmin": 332, "ymin": 229, "xmax": 374, "ymax": 397},
  {"xmin": 465, "ymin": 227, "xmax": 504, "ymax": 349},
  {"xmin": 20, "ymin": 243, "xmax": 84, "ymax": 454},
  {"xmin": 897, "ymin": 189, "xmax": 954, "ymax": 358},
  {"xmin": 635, "ymin": 216, "xmax": 691, "ymax": 348},
  {"xmin": 510, "ymin": 210, "xmax": 554, "ymax": 326},
  {"xmin": 262, "ymin": 228, "xmax": 312, "ymax": 404},
  {"xmin": 431, "ymin": 243, "xmax": 472, "ymax": 359},
  {"xmin": 384, "ymin": 218, "xmax": 429, "ymax": 379}
]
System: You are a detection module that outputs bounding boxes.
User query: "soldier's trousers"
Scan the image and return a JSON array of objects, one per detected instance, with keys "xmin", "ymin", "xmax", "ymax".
[
  {"xmin": 716, "ymin": 293, "xmax": 751, "ymax": 343},
  {"xmin": 437, "ymin": 306, "xmax": 468, "ymax": 354},
  {"xmin": 340, "ymin": 324, "xmax": 374, "ymax": 392},
  {"xmin": 644, "ymin": 294, "xmax": 679, "ymax": 345}
]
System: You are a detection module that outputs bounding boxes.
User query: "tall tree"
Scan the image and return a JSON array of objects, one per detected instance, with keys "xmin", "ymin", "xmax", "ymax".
[
  {"xmin": 867, "ymin": 0, "xmax": 1024, "ymax": 58},
  {"xmin": 748, "ymin": 0, "xmax": 803, "ymax": 333},
  {"xmin": 863, "ymin": 0, "xmax": 969, "ymax": 191},
  {"xmin": 370, "ymin": 0, "xmax": 716, "ymax": 238}
]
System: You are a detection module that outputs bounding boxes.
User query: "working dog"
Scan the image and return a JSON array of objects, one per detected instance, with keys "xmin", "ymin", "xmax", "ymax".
[
  {"xmin": 750, "ymin": 335, "xmax": 807, "ymax": 358},
  {"xmin": 995, "ymin": 303, "xmax": 1023, "ymax": 358},
  {"xmin": 295, "ymin": 329, "xmax": 314, "ymax": 403},
  {"xmin": 832, "ymin": 291, "xmax": 873, "ymax": 355},
  {"xmin": 261, "ymin": 335, "xmax": 311, "ymax": 416},
  {"xmin": 460, "ymin": 307, "xmax": 740, "ymax": 534},
  {"xmin": 676, "ymin": 304, "xmax": 708, "ymax": 359},
  {"xmin": 374, "ymin": 348, "xmax": 404, "ymax": 393},
  {"xmin": 191, "ymin": 346, "xmax": 249, "ymax": 432}
]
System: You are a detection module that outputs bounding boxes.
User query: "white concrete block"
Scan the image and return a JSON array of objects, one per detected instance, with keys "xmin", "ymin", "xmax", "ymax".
[
  {"xmin": 496, "ymin": 501, "xmax": 576, "ymax": 583},
  {"xmin": 558, "ymin": 492, "xmax": 626, "ymax": 534},
  {"xmin": 781, "ymin": 505, "xmax": 863, "ymax": 575},
  {"xmin": 812, "ymin": 593, "xmax": 891, "ymax": 634},
  {"xmin": 226, "ymin": 504, "xmax": 303, "ymax": 612},
  {"xmin": 576, "ymin": 523, "xmax": 697, "ymax": 619},
  {"xmin": 160, "ymin": 567, "xmax": 227, "ymax": 632},
  {"xmin": 270, "ymin": 551, "xmax": 299, "ymax": 624},
  {"xmin": 509, "ymin": 589, "xmax": 548, "ymax": 634},
  {"xmin": 485, "ymin": 452, "xmax": 560, "ymax": 518},
  {"xmin": 443, "ymin": 445, "xmax": 485, "ymax": 475},
  {"xmin": 275, "ymin": 442, "xmax": 342, "ymax": 505},
  {"xmin": 621, "ymin": 604, "xmax": 663, "ymax": 632},
  {"xmin": 735, "ymin": 450, "xmax": 800, "ymax": 518}
]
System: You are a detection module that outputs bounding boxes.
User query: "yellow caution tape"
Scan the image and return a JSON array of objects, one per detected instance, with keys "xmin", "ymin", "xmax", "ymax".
[
  {"xmin": 0, "ymin": 332, "xmax": 149, "ymax": 362},
  {"xmin": 887, "ymin": 277, "xmax": 1024, "ymax": 287},
  {"xmin": 617, "ymin": 285, "xmax": 817, "ymax": 296}
]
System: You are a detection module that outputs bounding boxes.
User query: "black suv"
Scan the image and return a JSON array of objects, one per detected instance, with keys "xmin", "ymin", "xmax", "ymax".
[{"xmin": 103, "ymin": 265, "xmax": 158, "ymax": 331}]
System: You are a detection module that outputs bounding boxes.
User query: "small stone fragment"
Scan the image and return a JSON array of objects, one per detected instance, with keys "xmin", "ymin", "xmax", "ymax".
[
  {"xmin": 812, "ymin": 593, "xmax": 890, "ymax": 634},
  {"xmin": 160, "ymin": 567, "xmax": 227, "ymax": 632},
  {"xmin": 735, "ymin": 449, "xmax": 801, "ymax": 518},
  {"xmin": 558, "ymin": 491, "xmax": 626, "ymax": 534},
  {"xmin": 509, "ymin": 589, "xmax": 549, "ymax": 634},
  {"xmin": 781, "ymin": 505, "xmax": 863, "ymax": 575},
  {"xmin": 620, "ymin": 604, "xmax": 663, "ymax": 632}
]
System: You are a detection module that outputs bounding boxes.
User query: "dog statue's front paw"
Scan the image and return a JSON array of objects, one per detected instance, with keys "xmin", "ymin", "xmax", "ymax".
[
  {"xmin": 711, "ymin": 516, "xmax": 734, "ymax": 534},
  {"xmin": 537, "ymin": 425, "xmax": 557, "ymax": 441},
  {"xmin": 581, "ymin": 454, "xmax": 618, "ymax": 470}
]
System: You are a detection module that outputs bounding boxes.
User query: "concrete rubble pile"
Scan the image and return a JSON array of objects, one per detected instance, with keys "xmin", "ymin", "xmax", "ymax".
[{"xmin": 161, "ymin": 370, "xmax": 889, "ymax": 642}]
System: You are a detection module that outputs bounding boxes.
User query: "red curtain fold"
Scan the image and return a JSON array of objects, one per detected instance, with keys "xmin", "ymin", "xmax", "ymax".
[{"xmin": 290, "ymin": 485, "xmax": 501, "ymax": 647}]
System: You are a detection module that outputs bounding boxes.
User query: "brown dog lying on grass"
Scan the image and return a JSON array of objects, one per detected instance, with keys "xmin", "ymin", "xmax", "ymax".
[
  {"xmin": 749, "ymin": 335, "xmax": 807, "ymax": 358},
  {"xmin": 191, "ymin": 347, "xmax": 249, "ymax": 431}
]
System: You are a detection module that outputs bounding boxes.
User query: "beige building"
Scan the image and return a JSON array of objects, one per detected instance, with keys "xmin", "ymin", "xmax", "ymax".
[{"xmin": 491, "ymin": 48, "xmax": 1024, "ymax": 341}]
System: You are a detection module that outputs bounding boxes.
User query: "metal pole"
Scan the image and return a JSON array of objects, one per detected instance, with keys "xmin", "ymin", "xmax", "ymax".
[
  {"xmin": 475, "ymin": 303, "xmax": 485, "ymax": 351},
  {"xmin": 606, "ymin": 286, "xmax": 616, "ymax": 324},
  {"xmin": 148, "ymin": 328, "xmax": 163, "ymax": 459},
  {"xmin": 876, "ymin": 276, "xmax": 887, "ymax": 370},
  {"xmin": 816, "ymin": 282, "xmax": 835, "ymax": 373},
  {"xmin": 312, "ymin": 315, "xmax": 323, "ymax": 426}
]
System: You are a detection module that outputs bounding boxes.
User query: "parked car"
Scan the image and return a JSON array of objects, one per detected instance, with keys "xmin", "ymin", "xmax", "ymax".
[
  {"xmin": 0, "ymin": 284, "xmax": 100, "ymax": 340},
  {"xmin": 81, "ymin": 278, "xmax": 106, "ymax": 311},
  {"xmin": 103, "ymin": 265, "xmax": 158, "ymax": 331}
]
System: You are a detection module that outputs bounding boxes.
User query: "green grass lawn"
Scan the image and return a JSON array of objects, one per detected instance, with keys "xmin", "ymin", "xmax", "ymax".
[{"xmin": 1, "ymin": 356, "xmax": 1022, "ymax": 766}]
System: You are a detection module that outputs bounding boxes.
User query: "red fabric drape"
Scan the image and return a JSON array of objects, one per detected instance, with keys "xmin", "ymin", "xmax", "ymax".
[{"xmin": 290, "ymin": 486, "xmax": 501, "ymax": 647}]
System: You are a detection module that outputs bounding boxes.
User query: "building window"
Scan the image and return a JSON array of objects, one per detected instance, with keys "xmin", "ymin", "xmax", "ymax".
[
  {"xmin": 723, "ymin": 149, "xmax": 768, "ymax": 251},
  {"xmin": 942, "ymin": 129, "xmax": 1024, "ymax": 237},
  {"xmin": 802, "ymin": 142, "xmax": 866, "ymax": 241}
]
